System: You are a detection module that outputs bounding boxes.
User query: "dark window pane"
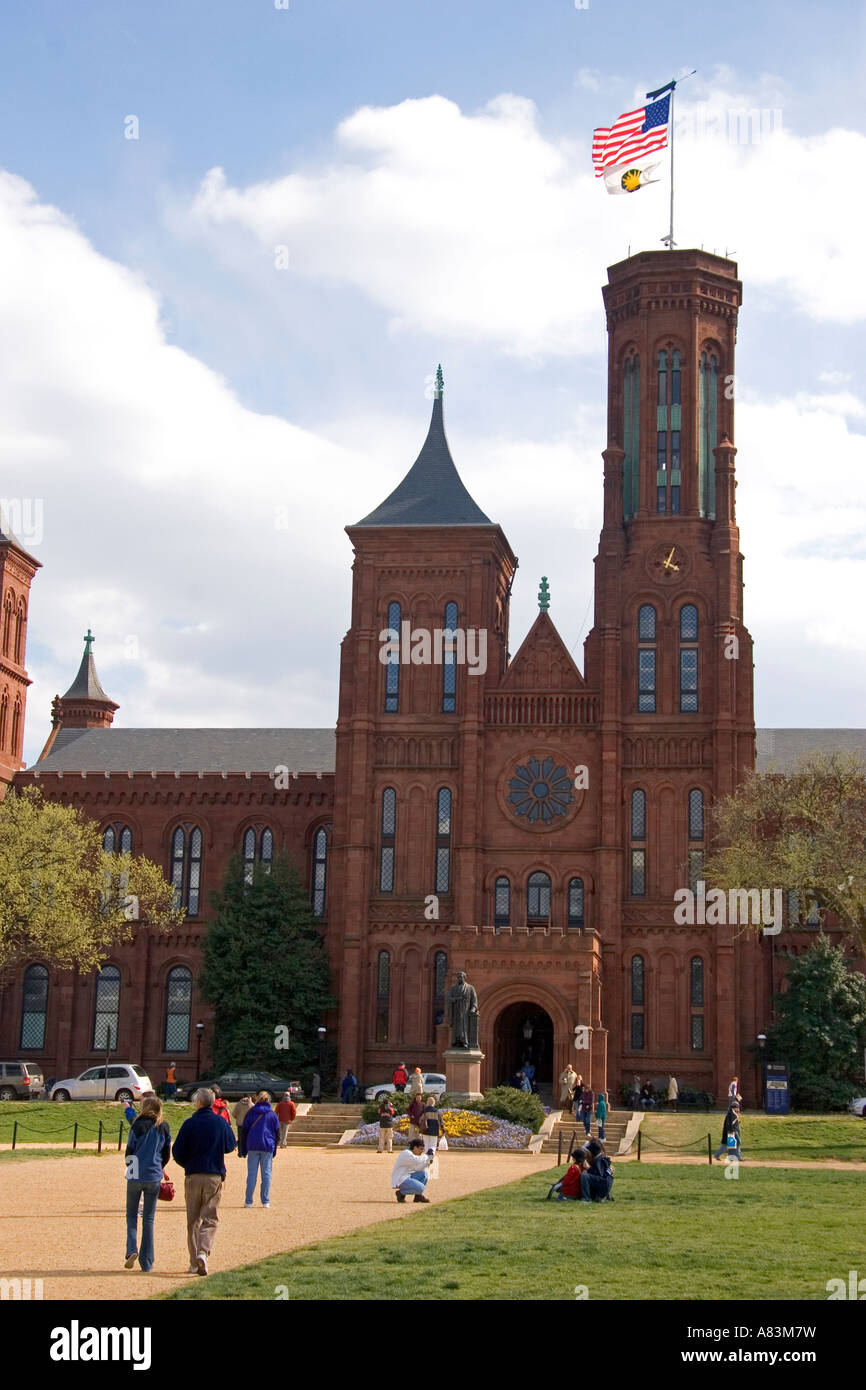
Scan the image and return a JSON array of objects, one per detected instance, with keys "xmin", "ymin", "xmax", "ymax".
[
  {"xmin": 385, "ymin": 601, "xmax": 401, "ymax": 712},
  {"xmin": 379, "ymin": 846, "xmax": 394, "ymax": 894},
  {"xmin": 631, "ymin": 789, "xmax": 646, "ymax": 840},
  {"xmin": 435, "ymin": 848, "xmax": 450, "ymax": 894},
  {"xmin": 93, "ymin": 965, "xmax": 121, "ymax": 1051},
  {"xmin": 102, "ymin": 826, "xmax": 115, "ymax": 853},
  {"xmin": 690, "ymin": 1014, "xmax": 705, "ymax": 1051},
  {"xmin": 630, "ymin": 849, "xmax": 646, "ymax": 897},
  {"xmin": 671, "ymin": 486, "xmax": 680, "ymax": 513},
  {"xmin": 680, "ymin": 649, "xmax": 698, "ymax": 713},
  {"xmin": 381, "ymin": 788, "xmax": 396, "ymax": 836},
  {"xmin": 437, "ymin": 788, "xmax": 451, "ymax": 836},
  {"xmin": 376, "ymin": 951, "xmax": 390, "ymax": 1043},
  {"xmin": 657, "ymin": 486, "xmax": 666, "ymax": 513},
  {"xmin": 688, "ymin": 789, "xmax": 704, "ymax": 840},
  {"xmin": 680, "ymin": 604, "xmax": 699, "ymax": 641},
  {"xmin": 443, "ymin": 602, "xmax": 458, "ymax": 712},
  {"xmin": 638, "ymin": 650, "xmax": 656, "ymax": 713},
  {"xmin": 494, "ymin": 877, "xmax": 510, "ymax": 927},
  {"xmin": 689, "ymin": 850, "xmax": 704, "ymax": 893},
  {"xmin": 630, "ymin": 1012, "xmax": 645, "ymax": 1050},
  {"xmin": 527, "ymin": 872, "xmax": 551, "ymax": 919},
  {"xmin": 20, "ymin": 964, "xmax": 48, "ymax": 1050},
  {"xmin": 690, "ymin": 956, "xmax": 704, "ymax": 1007},
  {"xmin": 164, "ymin": 966, "xmax": 192, "ymax": 1052},
  {"xmin": 638, "ymin": 605, "xmax": 656, "ymax": 641},
  {"xmin": 567, "ymin": 877, "xmax": 584, "ymax": 927},
  {"xmin": 631, "ymin": 955, "xmax": 645, "ymax": 1005}
]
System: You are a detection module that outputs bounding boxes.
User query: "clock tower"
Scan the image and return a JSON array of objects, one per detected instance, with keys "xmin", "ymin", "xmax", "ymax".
[{"xmin": 584, "ymin": 249, "xmax": 758, "ymax": 1100}]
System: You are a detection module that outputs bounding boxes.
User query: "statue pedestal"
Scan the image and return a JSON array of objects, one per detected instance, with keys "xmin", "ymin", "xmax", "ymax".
[{"xmin": 444, "ymin": 1047, "xmax": 485, "ymax": 1104}]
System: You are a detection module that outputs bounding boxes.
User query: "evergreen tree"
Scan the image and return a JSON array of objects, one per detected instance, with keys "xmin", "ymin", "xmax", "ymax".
[
  {"xmin": 201, "ymin": 852, "xmax": 335, "ymax": 1075},
  {"xmin": 766, "ymin": 934, "xmax": 866, "ymax": 1110}
]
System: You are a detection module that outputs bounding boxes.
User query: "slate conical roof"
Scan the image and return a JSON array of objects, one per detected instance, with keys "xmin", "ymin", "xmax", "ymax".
[
  {"xmin": 61, "ymin": 630, "xmax": 115, "ymax": 703},
  {"xmin": 355, "ymin": 370, "xmax": 492, "ymax": 527}
]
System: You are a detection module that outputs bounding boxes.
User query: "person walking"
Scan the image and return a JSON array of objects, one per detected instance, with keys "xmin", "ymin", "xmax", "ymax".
[
  {"xmin": 275, "ymin": 1092, "xmax": 297, "ymax": 1148},
  {"xmin": 595, "ymin": 1089, "xmax": 608, "ymax": 1142},
  {"xmin": 240, "ymin": 1090, "xmax": 280, "ymax": 1207},
  {"xmin": 340, "ymin": 1069, "xmax": 357, "ymax": 1103},
  {"xmin": 714, "ymin": 1102, "xmax": 743, "ymax": 1161},
  {"xmin": 407, "ymin": 1067, "xmax": 425, "ymax": 1098},
  {"xmin": 728, "ymin": 1075, "xmax": 742, "ymax": 1105},
  {"xmin": 667, "ymin": 1075, "xmax": 679, "ymax": 1112},
  {"xmin": 559, "ymin": 1064, "xmax": 577, "ymax": 1114},
  {"xmin": 632, "ymin": 1074, "xmax": 641, "ymax": 1109},
  {"xmin": 123, "ymin": 1095, "xmax": 171, "ymax": 1273},
  {"xmin": 377, "ymin": 1097, "xmax": 396, "ymax": 1153},
  {"xmin": 311, "ymin": 1072, "xmax": 322, "ymax": 1104},
  {"xmin": 578, "ymin": 1084, "xmax": 594, "ymax": 1138},
  {"xmin": 171, "ymin": 1087, "xmax": 237, "ymax": 1276},
  {"xmin": 392, "ymin": 1063, "xmax": 408, "ymax": 1094},
  {"xmin": 391, "ymin": 1138, "xmax": 434, "ymax": 1203},
  {"xmin": 232, "ymin": 1095, "xmax": 253, "ymax": 1156},
  {"xmin": 164, "ymin": 1063, "xmax": 177, "ymax": 1102},
  {"xmin": 211, "ymin": 1085, "xmax": 231, "ymax": 1124},
  {"xmin": 420, "ymin": 1095, "xmax": 445, "ymax": 1178},
  {"xmin": 407, "ymin": 1092, "xmax": 425, "ymax": 1143}
]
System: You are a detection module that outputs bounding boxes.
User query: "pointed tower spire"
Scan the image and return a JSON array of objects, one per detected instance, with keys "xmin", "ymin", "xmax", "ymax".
[{"xmin": 53, "ymin": 630, "xmax": 119, "ymax": 732}]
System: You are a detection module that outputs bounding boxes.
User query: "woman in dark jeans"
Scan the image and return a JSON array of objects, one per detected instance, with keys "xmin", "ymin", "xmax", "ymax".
[{"xmin": 124, "ymin": 1095, "xmax": 171, "ymax": 1272}]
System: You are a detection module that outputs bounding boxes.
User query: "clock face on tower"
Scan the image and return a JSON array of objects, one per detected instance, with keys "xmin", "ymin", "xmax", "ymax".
[{"xmin": 647, "ymin": 542, "xmax": 689, "ymax": 584}]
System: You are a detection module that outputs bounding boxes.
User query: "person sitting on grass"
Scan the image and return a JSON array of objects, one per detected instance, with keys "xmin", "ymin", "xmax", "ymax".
[
  {"xmin": 580, "ymin": 1138, "xmax": 614, "ymax": 1202},
  {"xmin": 391, "ymin": 1137, "xmax": 434, "ymax": 1204},
  {"xmin": 546, "ymin": 1148, "xmax": 588, "ymax": 1201}
]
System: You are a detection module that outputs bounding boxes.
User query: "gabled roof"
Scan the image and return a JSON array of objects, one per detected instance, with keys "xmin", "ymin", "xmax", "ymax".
[
  {"xmin": 499, "ymin": 611, "xmax": 586, "ymax": 692},
  {"xmin": 355, "ymin": 375, "xmax": 492, "ymax": 527},
  {"xmin": 26, "ymin": 727, "xmax": 337, "ymax": 775}
]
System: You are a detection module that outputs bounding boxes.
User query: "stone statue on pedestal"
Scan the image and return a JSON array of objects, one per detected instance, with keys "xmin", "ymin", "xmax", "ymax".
[{"xmin": 447, "ymin": 971, "xmax": 479, "ymax": 1049}]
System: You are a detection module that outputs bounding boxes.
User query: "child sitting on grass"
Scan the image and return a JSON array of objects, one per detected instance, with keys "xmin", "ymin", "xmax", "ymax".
[{"xmin": 546, "ymin": 1148, "xmax": 589, "ymax": 1201}]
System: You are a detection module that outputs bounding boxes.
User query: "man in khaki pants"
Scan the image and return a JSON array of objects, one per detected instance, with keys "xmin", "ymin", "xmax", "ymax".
[{"xmin": 171, "ymin": 1088, "xmax": 237, "ymax": 1276}]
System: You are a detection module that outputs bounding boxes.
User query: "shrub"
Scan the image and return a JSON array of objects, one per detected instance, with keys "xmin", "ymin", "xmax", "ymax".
[{"xmin": 445, "ymin": 1086, "xmax": 544, "ymax": 1134}]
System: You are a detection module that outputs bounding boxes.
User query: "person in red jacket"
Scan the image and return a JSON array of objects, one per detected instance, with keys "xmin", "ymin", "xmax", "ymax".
[
  {"xmin": 392, "ymin": 1063, "xmax": 408, "ymax": 1093},
  {"xmin": 546, "ymin": 1148, "xmax": 588, "ymax": 1201},
  {"xmin": 275, "ymin": 1093, "xmax": 297, "ymax": 1148},
  {"xmin": 211, "ymin": 1085, "xmax": 231, "ymax": 1125}
]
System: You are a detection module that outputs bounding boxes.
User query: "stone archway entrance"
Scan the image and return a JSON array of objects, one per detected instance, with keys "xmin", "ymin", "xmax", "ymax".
[{"xmin": 492, "ymin": 1001, "xmax": 554, "ymax": 1088}]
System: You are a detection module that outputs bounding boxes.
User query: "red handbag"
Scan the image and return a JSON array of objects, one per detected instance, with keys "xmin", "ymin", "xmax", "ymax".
[{"xmin": 158, "ymin": 1170, "xmax": 175, "ymax": 1202}]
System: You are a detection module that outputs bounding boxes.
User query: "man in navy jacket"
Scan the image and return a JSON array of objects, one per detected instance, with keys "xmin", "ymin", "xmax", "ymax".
[{"xmin": 172, "ymin": 1087, "xmax": 236, "ymax": 1276}]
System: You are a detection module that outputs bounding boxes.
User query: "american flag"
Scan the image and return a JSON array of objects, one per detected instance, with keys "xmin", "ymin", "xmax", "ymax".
[{"xmin": 592, "ymin": 93, "xmax": 671, "ymax": 176}]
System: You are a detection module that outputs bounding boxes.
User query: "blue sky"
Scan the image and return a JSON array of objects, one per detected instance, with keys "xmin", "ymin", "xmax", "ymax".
[{"xmin": 1, "ymin": 0, "xmax": 864, "ymax": 763}]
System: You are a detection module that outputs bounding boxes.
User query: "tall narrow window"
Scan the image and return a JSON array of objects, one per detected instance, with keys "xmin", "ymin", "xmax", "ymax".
[
  {"xmin": 93, "ymin": 964, "xmax": 121, "ymax": 1050},
  {"xmin": 567, "ymin": 877, "xmax": 585, "ymax": 929},
  {"xmin": 442, "ymin": 601, "xmax": 458, "ymax": 713},
  {"xmin": 170, "ymin": 828, "xmax": 185, "ymax": 909},
  {"xmin": 187, "ymin": 828, "xmax": 202, "ymax": 916},
  {"xmin": 119, "ymin": 826, "xmax": 133, "ymax": 855},
  {"xmin": 526, "ymin": 871, "xmax": 551, "ymax": 923},
  {"xmin": 375, "ymin": 950, "xmax": 390, "ymax": 1043},
  {"xmin": 103, "ymin": 826, "xmax": 116, "ymax": 854},
  {"xmin": 242, "ymin": 828, "xmax": 256, "ymax": 885},
  {"xmin": 14, "ymin": 602, "xmax": 25, "ymax": 663},
  {"xmin": 379, "ymin": 788, "xmax": 396, "ymax": 893},
  {"xmin": 656, "ymin": 348, "xmax": 682, "ymax": 513},
  {"xmin": 384, "ymin": 601, "xmax": 401, "ymax": 713},
  {"xmin": 680, "ymin": 604, "xmax": 699, "ymax": 713},
  {"xmin": 630, "ymin": 789, "xmax": 647, "ymax": 897},
  {"xmin": 630, "ymin": 955, "xmax": 645, "ymax": 1051},
  {"xmin": 688, "ymin": 789, "xmax": 704, "ymax": 840},
  {"xmin": 260, "ymin": 828, "xmax": 274, "ymax": 868},
  {"xmin": 20, "ymin": 964, "xmax": 48, "ymax": 1050},
  {"xmin": 690, "ymin": 956, "xmax": 705, "ymax": 1050},
  {"xmin": 494, "ymin": 876, "xmax": 511, "ymax": 930},
  {"xmin": 1, "ymin": 596, "xmax": 12, "ymax": 657},
  {"xmin": 10, "ymin": 698, "xmax": 21, "ymax": 757},
  {"xmin": 637, "ymin": 605, "xmax": 656, "ymax": 713},
  {"xmin": 0, "ymin": 690, "xmax": 7, "ymax": 749},
  {"xmin": 699, "ymin": 350, "xmax": 719, "ymax": 518},
  {"xmin": 435, "ymin": 787, "xmax": 452, "ymax": 893},
  {"xmin": 164, "ymin": 965, "xmax": 192, "ymax": 1052},
  {"xmin": 623, "ymin": 353, "xmax": 640, "ymax": 520},
  {"xmin": 433, "ymin": 950, "xmax": 447, "ymax": 1036},
  {"xmin": 170, "ymin": 827, "xmax": 203, "ymax": 915},
  {"xmin": 311, "ymin": 826, "xmax": 328, "ymax": 917}
]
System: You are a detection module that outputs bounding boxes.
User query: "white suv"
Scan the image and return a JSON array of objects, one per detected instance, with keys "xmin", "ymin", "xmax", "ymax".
[{"xmin": 50, "ymin": 1064, "xmax": 153, "ymax": 1102}]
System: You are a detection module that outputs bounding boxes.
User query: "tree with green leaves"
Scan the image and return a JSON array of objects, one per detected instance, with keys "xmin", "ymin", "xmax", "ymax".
[
  {"xmin": 702, "ymin": 752, "xmax": 866, "ymax": 954},
  {"xmin": 0, "ymin": 786, "xmax": 182, "ymax": 974},
  {"xmin": 201, "ymin": 851, "xmax": 335, "ymax": 1075},
  {"xmin": 765, "ymin": 934, "xmax": 866, "ymax": 1110}
]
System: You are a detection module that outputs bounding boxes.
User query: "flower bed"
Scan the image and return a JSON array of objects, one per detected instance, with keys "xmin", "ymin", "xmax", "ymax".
[{"xmin": 349, "ymin": 1107, "xmax": 532, "ymax": 1150}]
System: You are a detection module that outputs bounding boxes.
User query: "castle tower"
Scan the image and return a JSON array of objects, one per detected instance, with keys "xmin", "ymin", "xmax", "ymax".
[
  {"xmin": 0, "ymin": 519, "xmax": 40, "ymax": 791},
  {"xmin": 37, "ymin": 629, "xmax": 119, "ymax": 762},
  {"xmin": 585, "ymin": 250, "xmax": 757, "ymax": 1101}
]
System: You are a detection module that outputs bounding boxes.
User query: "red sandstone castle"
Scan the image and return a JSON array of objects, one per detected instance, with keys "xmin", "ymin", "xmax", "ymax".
[{"xmin": 2, "ymin": 250, "xmax": 863, "ymax": 1103}]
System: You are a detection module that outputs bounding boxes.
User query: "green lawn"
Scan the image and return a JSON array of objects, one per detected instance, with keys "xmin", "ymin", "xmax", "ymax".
[
  {"xmin": 159, "ymin": 1162, "xmax": 863, "ymax": 1302},
  {"xmin": 0, "ymin": 1100, "xmax": 195, "ymax": 1150},
  {"xmin": 641, "ymin": 1111, "xmax": 866, "ymax": 1162}
]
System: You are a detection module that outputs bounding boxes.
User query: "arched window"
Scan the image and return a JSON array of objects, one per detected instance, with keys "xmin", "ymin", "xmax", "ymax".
[
  {"xmin": 435, "ymin": 787, "xmax": 452, "ymax": 893},
  {"xmin": 567, "ymin": 877, "xmax": 585, "ymax": 929},
  {"xmin": 494, "ymin": 876, "xmax": 511, "ymax": 930},
  {"xmin": 14, "ymin": 601, "xmax": 25, "ymax": 664},
  {"xmin": 10, "ymin": 698, "xmax": 21, "ymax": 758},
  {"xmin": 656, "ymin": 349, "xmax": 682, "ymax": 513},
  {"xmin": 119, "ymin": 826, "xmax": 132, "ymax": 855},
  {"xmin": 0, "ymin": 689, "xmax": 7, "ymax": 749},
  {"xmin": 680, "ymin": 605, "xmax": 699, "ymax": 713},
  {"xmin": 242, "ymin": 827, "xmax": 274, "ymax": 885},
  {"xmin": 690, "ymin": 956, "xmax": 705, "ymax": 1050},
  {"xmin": 164, "ymin": 965, "xmax": 193, "ymax": 1052},
  {"xmin": 20, "ymin": 964, "xmax": 49, "ymax": 1049},
  {"xmin": 526, "ymin": 871, "xmax": 551, "ymax": 924},
  {"xmin": 637, "ymin": 605, "xmax": 656, "ymax": 713},
  {"xmin": 375, "ymin": 950, "xmax": 390, "ymax": 1043},
  {"xmin": 384, "ymin": 601, "xmax": 401, "ymax": 713},
  {"xmin": 688, "ymin": 788, "xmax": 705, "ymax": 892},
  {"xmin": 623, "ymin": 354, "xmax": 640, "ymax": 520},
  {"xmin": 311, "ymin": 826, "xmax": 328, "ymax": 917},
  {"xmin": 242, "ymin": 828, "xmax": 256, "ymax": 885},
  {"xmin": 442, "ymin": 601, "xmax": 458, "ymax": 713},
  {"xmin": 261, "ymin": 828, "xmax": 273, "ymax": 867},
  {"xmin": 170, "ymin": 827, "xmax": 203, "ymax": 916},
  {"xmin": 103, "ymin": 826, "xmax": 116, "ymax": 854},
  {"xmin": 93, "ymin": 965, "xmax": 121, "ymax": 1050},
  {"xmin": 630, "ymin": 955, "xmax": 645, "ymax": 1051},
  {"xmin": 379, "ymin": 788, "xmax": 396, "ymax": 893},
  {"xmin": 1, "ymin": 595, "xmax": 12, "ymax": 658},
  {"xmin": 433, "ymin": 950, "xmax": 448, "ymax": 1037},
  {"xmin": 699, "ymin": 350, "xmax": 719, "ymax": 518},
  {"xmin": 103, "ymin": 825, "xmax": 132, "ymax": 855},
  {"xmin": 630, "ymin": 790, "xmax": 647, "ymax": 898}
]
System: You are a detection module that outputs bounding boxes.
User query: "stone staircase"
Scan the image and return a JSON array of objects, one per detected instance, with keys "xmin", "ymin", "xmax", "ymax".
[
  {"xmin": 541, "ymin": 1109, "xmax": 634, "ymax": 1157},
  {"xmin": 281, "ymin": 1103, "xmax": 365, "ymax": 1147}
]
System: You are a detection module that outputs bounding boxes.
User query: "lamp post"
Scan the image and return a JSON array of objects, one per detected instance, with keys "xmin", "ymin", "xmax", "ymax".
[
  {"xmin": 317, "ymin": 1026, "xmax": 326, "ymax": 1096},
  {"xmin": 195, "ymin": 1020, "xmax": 205, "ymax": 1080},
  {"xmin": 756, "ymin": 1032, "xmax": 767, "ymax": 1111},
  {"xmin": 102, "ymin": 1025, "xmax": 113, "ymax": 1104}
]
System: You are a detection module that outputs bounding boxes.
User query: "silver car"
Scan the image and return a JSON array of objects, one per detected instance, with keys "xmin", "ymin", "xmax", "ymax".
[
  {"xmin": 50, "ymin": 1064, "xmax": 153, "ymax": 1103},
  {"xmin": 365, "ymin": 1072, "xmax": 447, "ymax": 1101}
]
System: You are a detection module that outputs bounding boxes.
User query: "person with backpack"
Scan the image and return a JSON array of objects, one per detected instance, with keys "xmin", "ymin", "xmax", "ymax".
[
  {"xmin": 211, "ymin": 1085, "xmax": 231, "ymax": 1125},
  {"xmin": 377, "ymin": 1097, "xmax": 396, "ymax": 1153},
  {"xmin": 580, "ymin": 1138, "xmax": 614, "ymax": 1202},
  {"xmin": 595, "ymin": 1089, "xmax": 608, "ymax": 1141},
  {"xmin": 392, "ymin": 1063, "xmax": 408, "ymax": 1093},
  {"xmin": 240, "ymin": 1090, "xmax": 280, "ymax": 1207},
  {"xmin": 123, "ymin": 1095, "xmax": 171, "ymax": 1273},
  {"xmin": 578, "ymin": 1084, "xmax": 594, "ymax": 1137}
]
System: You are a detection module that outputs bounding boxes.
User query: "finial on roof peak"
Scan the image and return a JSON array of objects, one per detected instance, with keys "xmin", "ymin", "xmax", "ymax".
[
  {"xmin": 83, "ymin": 628, "xmax": 95, "ymax": 655},
  {"xmin": 538, "ymin": 577, "xmax": 550, "ymax": 613},
  {"xmin": 435, "ymin": 363, "xmax": 444, "ymax": 398}
]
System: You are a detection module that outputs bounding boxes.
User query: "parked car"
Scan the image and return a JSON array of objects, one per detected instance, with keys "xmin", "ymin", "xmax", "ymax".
[
  {"xmin": 365, "ymin": 1071, "xmax": 447, "ymax": 1101},
  {"xmin": 174, "ymin": 1071, "xmax": 304, "ymax": 1102},
  {"xmin": 49, "ymin": 1064, "xmax": 153, "ymax": 1103},
  {"xmin": 0, "ymin": 1061, "xmax": 45, "ymax": 1101},
  {"xmin": 849, "ymin": 1096, "xmax": 866, "ymax": 1118}
]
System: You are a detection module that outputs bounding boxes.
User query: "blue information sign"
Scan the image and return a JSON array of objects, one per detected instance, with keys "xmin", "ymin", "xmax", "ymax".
[{"xmin": 764, "ymin": 1063, "xmax": 789, "ymax": 1114}]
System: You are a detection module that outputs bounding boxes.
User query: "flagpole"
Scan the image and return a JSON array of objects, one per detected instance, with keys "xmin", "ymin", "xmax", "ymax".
[{"xmin": 668, "ymin": 84, "xmax": 675, "ymax": 249}]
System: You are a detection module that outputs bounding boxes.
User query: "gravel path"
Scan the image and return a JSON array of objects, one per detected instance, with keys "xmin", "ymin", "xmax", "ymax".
[{"xmin": 0, "ymin": 1148, "xmax": 552, "ymax": 1302}]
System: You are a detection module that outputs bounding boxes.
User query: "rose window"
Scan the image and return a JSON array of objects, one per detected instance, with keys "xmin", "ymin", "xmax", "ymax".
[{"xmin": 506, "ymin": 756, "xmax": 573, "ymax": 824}]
